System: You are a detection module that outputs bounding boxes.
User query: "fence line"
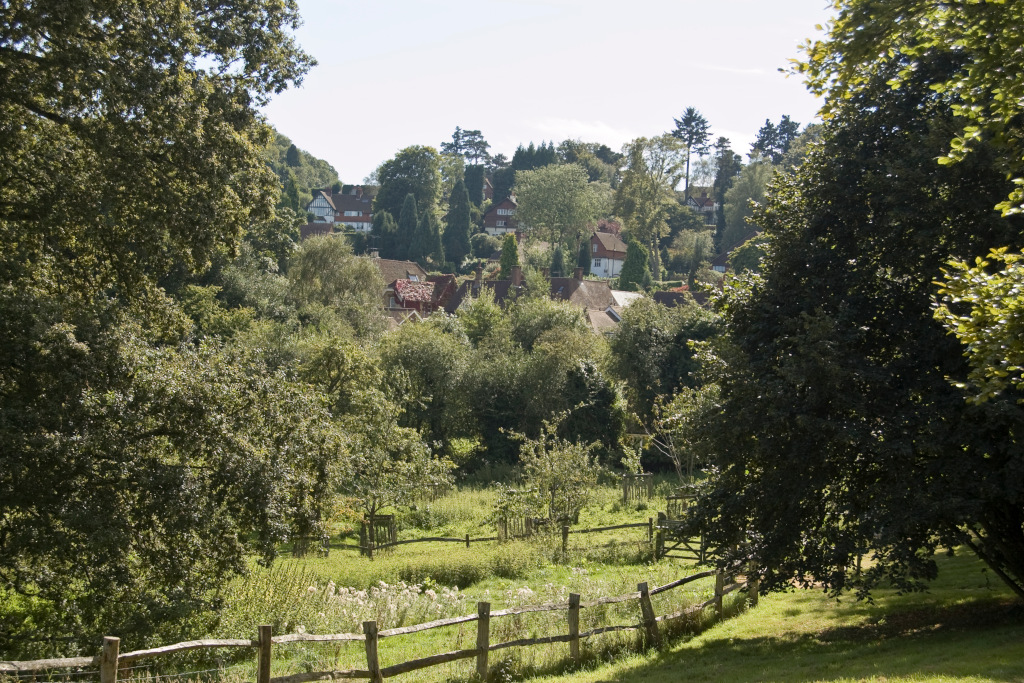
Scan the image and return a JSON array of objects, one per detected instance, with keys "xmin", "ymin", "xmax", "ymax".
[
  {"xmin": 1, "ymin": 566, "xmax": 758, "ymax": 683},
  {"xmin": 338, "ymin": 519, "xmax": 653, "ymax": 559}
]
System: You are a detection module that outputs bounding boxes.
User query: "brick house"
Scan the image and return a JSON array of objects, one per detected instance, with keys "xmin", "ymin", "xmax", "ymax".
[
  {"xmin": 483, "ymin": 197, "xmax": 518, "ymax": 236},
  {"xmin": 589, "ymin": 231, "xmax": 627, "ymax": 279},
  {"xmin": 306, "ymin": 187, "xmax": 374, "ymax": 232}
]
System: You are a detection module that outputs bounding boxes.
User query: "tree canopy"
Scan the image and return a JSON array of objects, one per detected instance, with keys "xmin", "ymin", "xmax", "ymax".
[
  {"xmin": 514, "ymin": 163, "xmax": 601, "ymax": 257},
  {"xmin": 373, "ymin": 146, "xmax": 442, "ymax": 222}
]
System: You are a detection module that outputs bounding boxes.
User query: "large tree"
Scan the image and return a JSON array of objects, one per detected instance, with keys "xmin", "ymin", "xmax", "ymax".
[
  {"xmin": 373, "ymin": 145, "xmax": 442, "ymax": 222},
  {"xmin": 514, "ymin": 163, "xmax": 601, "ymax": 258},
  {"xmin": 444, "ymin": 179, "xmax": 473, "ymax": 269},
  {"xmin": 614, "ymin": 135, "xmax": 686, "ymax": 277},
  {"xmin": 671, "ymin": 107, "xmax": 712, "ymax": 198},
  {"xmin": 685, "ymin": 51, "xmax": 1024, "ymax": 600},
  {"xmin": 0, "ymin": 0, "xmax": 335, "ymax": 652}
]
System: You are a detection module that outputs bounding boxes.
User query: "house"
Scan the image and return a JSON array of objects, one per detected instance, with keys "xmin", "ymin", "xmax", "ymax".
[
  {"xmin": 444, "ymin": 265, "xmax": 624, "ymax": 335},
  {"xmin": 710, "ymin": 251, "xmax": 729, "ymax": 274},
  {"xmin": 483, "ymin": 197, "xmax": 518, "ymax": 236},
  {"xmin": 653, "ymin": 287, "xmax": 710, "ymax": 308},
  {"xmin": 388, "ymin": 275, "xmax": 458, "ymax": 316},
  {"xmin": 305, "ymin": 187, "xmax": 374, "ymax": 232},
  {"xmin": 589, "ymin": 231, "xmax": 627, "ymax": 279},
  {"xmin": 685, "ymin": 191, "xmax": 717, "ymax": 227}
]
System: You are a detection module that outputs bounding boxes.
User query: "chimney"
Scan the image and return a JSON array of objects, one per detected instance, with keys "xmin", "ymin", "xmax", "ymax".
[
  {"xmin": 475, "ymin": 264, "xmax": 483, "ymax": 283},
  {"xmin": 574, "ymin": 267, "xmax": 583, "ymax": 280},
  {"xmin": 511, "ymin": 265, "xmax": 523, "ymax": 286}
]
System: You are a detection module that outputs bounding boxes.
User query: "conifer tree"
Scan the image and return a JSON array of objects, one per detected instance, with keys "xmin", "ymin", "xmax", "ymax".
[
  {"xmin": 464, "ymin": 165, "xmax": 485, "ymax": 206},
  {"xmin": 396, "ymin": 193, "xmax": 418, "ymax": 261},
  {"xmin": 499, "ymin": 233, "xmax": 519, "ymax": 279},
  {"xmin": 444, "ymin": 179, "xmax": 473, "ymax": 270},
  {"xmin": 371, "ymin": 211, "xmax": 399, "ymax": 258},
  {"xmin": 577, "ymin": 241, "xmax": 592, "ymax": 276},
  {"xmin": 551, "ymin": 245, "xmax": 565, "ymax": 277},
  {"xmin": 286, "ymin": 143, "xmax": 301, "ymax": 166},
  {"xmin": 617, "ymin": 235, "xmax": 650, "ymax": 291}
]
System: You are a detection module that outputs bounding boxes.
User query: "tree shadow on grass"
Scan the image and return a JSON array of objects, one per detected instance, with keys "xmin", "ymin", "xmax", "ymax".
[{"xmin": 580, "ymin": 599, "xmax": 1024, "ymax": 683}]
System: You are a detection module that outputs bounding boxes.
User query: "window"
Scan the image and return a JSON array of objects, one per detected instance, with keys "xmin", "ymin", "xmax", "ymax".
[
  {"xmin": 592, "ymin": 243, "xmax": 598, "ymax": 253},
  {"xmin": 343, "ymin": 210, "xmax": 362, "ymax": 216},
  {"xmin": 593, "ymin": 258, "xmax": 602, "ymax": 267},
  {"xmin": 409, "ymin": 275, "xmax": 419, "ymax": 282},
  {"xmin": 496, "ymin": 220, "xmax": 506, "ymax": 227},
  {"xmin": 497, "ymin": 208, "xmax": 514, "ymax": 216}
]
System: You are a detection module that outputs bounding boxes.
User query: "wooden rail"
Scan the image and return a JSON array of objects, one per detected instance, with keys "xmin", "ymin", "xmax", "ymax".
[{"xmin": 1, "ymin": 567, "xmax": 756, "ymax": 682}]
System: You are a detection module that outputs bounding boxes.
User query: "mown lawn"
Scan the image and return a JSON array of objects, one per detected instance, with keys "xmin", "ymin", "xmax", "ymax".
[{"xmin": 537, "ymin": 551, "xmax": 1024, "ymax": 683}]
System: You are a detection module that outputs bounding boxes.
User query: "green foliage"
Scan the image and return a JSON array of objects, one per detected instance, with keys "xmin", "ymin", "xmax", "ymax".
[
  {"xmin": 515, "ymin": 418, "xmax": 603, "ymax": 524},
  {"xmin": 287, "ymin": 235, "xmax": 385, "ymax": 339},
  {"xmin": 443, "ymin": 178, "xmax": 473, "ymax": 269},
  {"xmin": 796, "ymin": 0, "xmax": 1024, "ymax": 216},
  {"xmin": 464, "ymin": 164, "xmax": 486, "ymax": 206},
  {"xmin": 669, "ymin": 229, "xmax": 715, "ymax": 281},
  {"xmin": 577, "ymin": 240, "xmax": 591, "ymax": 276},
  {"xmin": 689, "ymin": 51, "xmax": 1024, "ymax": 600},
  {"xmin": 749, "ymin": 115, "xmax": 800, "ymax": 163},
  {"xmin": 267, "ymin": 132, "xmax": 340, "ymax": 213},
  {"xmin": 721, "ymin": 160, "xmax": 774, "ymax": 251},
  {"xmin": 614, "ymin": 135, "xmax": 686, "ymax": 276},
  {"xmin": 499, "ymin": 233, "xmax": 519, "ymax": 279},
  {"xmin": 616, "ymin": 236, "xmax": 651, "ymax": 292},
  {"xmin": 550, "ymin": 245, "xmax": 566, "ymax": 278},
  {"xmin": 371, "ymin": 210, "xmax": 399, "ymax": 260},
  {"xmin": 373, "ymin": 146, "xmax": 443, "ymax": 222},
  {"xmin": 471, "ymin": 232, "xmax": 501, "ymax": 259},
  {"xmin": 671, "ymin": 107, "xmax": 712, "ymax": 195},
  {"xmin": 514, "ymin": 163, "xmax": 601, "ymax": 256},
  {"xmin": 608, "ymin": 297, "xmax": 720, "ymax": 419},
  {"xmin": 935, "ymin": 248, "xmax": 1024, "ymax": 404},
  {"xmin": 395, "ymin": 193, "xmax": 420, "ymax": 263},
  {"xmin": 728, "ymin": 234, "xmax": 767, "ymax": 274}
]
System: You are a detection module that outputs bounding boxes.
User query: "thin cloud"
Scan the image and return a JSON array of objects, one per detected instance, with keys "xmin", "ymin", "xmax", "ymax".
[{"xmin": 529, "ymin": 118, "xmax": 640, "ymax": 146}]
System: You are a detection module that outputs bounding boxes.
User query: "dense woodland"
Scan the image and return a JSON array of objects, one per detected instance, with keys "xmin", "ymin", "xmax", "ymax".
[{"xmin": 2, "ymin": 0, "xmax": 1024, "ymax": 662}]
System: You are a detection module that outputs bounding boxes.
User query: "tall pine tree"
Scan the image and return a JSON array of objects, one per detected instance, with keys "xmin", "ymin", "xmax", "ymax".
[
  {"xmin": 444, "ymin": 179, "xmax": 473, "ymax": 270},
  {"xmin": 371, "ymin": 211, "xmax": 399, "ymax": 258}
]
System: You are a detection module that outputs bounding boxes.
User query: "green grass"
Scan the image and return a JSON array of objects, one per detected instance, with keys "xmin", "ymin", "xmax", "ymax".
[{"xmin": 536, "ymin": 551, "xmax": 1024, "ymax": 683}]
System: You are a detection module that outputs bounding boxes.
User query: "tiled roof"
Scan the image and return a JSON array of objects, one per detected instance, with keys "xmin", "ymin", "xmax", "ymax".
[
  {"xmin": 394, "ymin": 279, "xmax": 435, "ymax": 303},
  {"xmin": 586, "ymin": 308, "xmax": 620, "ymax": 335}
]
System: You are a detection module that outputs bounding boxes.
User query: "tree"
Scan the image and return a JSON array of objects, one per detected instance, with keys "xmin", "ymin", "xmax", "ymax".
[
  {"xmin": 796, "ymin": 0, "xmax": 1024, "ymax": 216},
  {"xmin": 0, "ymin": 0, "xmax": 318, "ymax": 651},
  {"xmin": 286, "ymin": 143, "xmax": 301, "ymax": 166},
  {"xmin": 499, "ymin": 233, "xmax": 519, "ymax": 279},
  {"xmin": 935, "ymin": 249, "xmax": 1024, "ymax": 404},
  {"xmin": 371, "ymin": 210, "xmax": 399, "ymax": 259},
  {"xmin": 686, "ymin": 51, "xmax": 1024, "ymax": 600},
  {"xmin": 464, "ymin": 164, "xmax": 485, "ymax": 206},
  {"xmin": 721, "ymin": 161, "xmax": 774, "ymax": 251},
  {"xmin": 671, "ymin": 107, "xmax": 712, "ymax": 198},
  {"xmin": 440, "ymin": 126, "xmax": 466, "ymax": 156},
  {"xmin": 373, "ymin": 146, "xmax": 442, "ymax": 221},
  {"xmin": 550, "ymin": 245, "xmax": 566, "ymax": 278},
  {"xmin": 439, "ymin": 152, "xmax": 466, "ymax": 202},
  {"xmin": 462, "ymin": 129, "xmax": 491, "ymax": 166},
  {"xmin": 396, "ymin": 193, "xmax": 419, "ymax": 261},
  {"xmin": 616, "ymin": 235, "xmax": 651, "ymax": 293},
  {"xmin": 751, "ymin": 115, "xmax": 800, "ymax": 163},
  {"xmin": 515, "ymin": 418, "xmax": 602, "ymax": 524},
  {"xmin": 288, "ymin": 235, "xmax": 386, "ymax": 339},
  {"xmin": 614, "ymin": 135, "xmax": 686, "ymax": 277},
  {"xmin": 712, "ymin": 137, "xmax": 743, "ymax": 249},
  {"xmin": 514, "ymin": 164, "xmax": 600, "ymax": 257},
  {"xmin": 444, "ymin": 179, "xmax": 473, "ymax": 269},
  {"xmin": 577, "ymin": 241, "xmax": 591, "ymax": 276}
]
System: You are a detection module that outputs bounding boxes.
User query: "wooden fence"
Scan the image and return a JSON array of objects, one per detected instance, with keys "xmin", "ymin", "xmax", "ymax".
[
  {"xmin": 0, "ymin": 567, "xmax": 758, "ymax": 683},
  {"xmin": 336, "ymin": 520, "xmax": 654, "ymax": 560},
  {"xmin": 621, "ymin": 473, "xmax": 653, "ymax": 504}
]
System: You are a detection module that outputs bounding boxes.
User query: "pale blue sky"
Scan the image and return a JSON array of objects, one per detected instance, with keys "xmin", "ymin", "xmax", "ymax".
[{"xmin": 262, "ymin": 0, "xmax": 835, "ymax": 183}]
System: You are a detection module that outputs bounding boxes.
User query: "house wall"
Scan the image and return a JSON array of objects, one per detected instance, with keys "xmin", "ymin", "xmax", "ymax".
[{"xmin": 591, "ymin": 257, "xmax": 623, "ymax": 279}]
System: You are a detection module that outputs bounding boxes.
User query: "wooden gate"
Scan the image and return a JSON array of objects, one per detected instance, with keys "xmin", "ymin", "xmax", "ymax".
[
  {"xmin": 621, "ymin": 473, "xmax": 653, "ymax": 504},
  {"xmin": 655, "ymin": 490, "xmax": 718, "ymax": 563},
  {"xmin": 359, "ymin": 515, "xmax": 397, "ymax": 556}
]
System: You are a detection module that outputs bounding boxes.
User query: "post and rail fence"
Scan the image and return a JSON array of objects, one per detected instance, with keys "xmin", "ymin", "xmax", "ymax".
[{"xmin": 1, "ymin": 567, "xmax": 757, "ymax": 683}]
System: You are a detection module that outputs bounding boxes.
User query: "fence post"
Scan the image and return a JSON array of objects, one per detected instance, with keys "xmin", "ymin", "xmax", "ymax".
[
  {"xmin": 637, "ymin": 582, "xmax": 660, "ymax": 649},
  {"xmin": 646, "ymin": 473, "xmax": 653, "ymax": 499},
  {"xmin": 714, "ymin": 571, "xmax": 725, "ymax": 617},
  {"xmin": 748, "ymin": 562, "xmax": 760, "ymax": 607},
  {"xmin": 647, "ymin": 517, "xmax": 653, "ymax": 544},
  {"xmin": 363, "ymin": 621, "xmax": 382, "ymax": 683},
  {"xmin": 621, "ymin": 475, "xmax": 627, "ymax": 504},
  {"xmin": 368, "ymin": 540, "xmax": 374, "ymax": 561},
  {"xmin": 475, "ymin": 601, "xmax": 490, "ymax": 679},
  {"xmin": 568, "ymin": 593, "xmax": 581, "ymax": 660},
  {"xmin": 654, "ymin": 529, "xmax": 664, "ymax": 560},
  {"xmin": 465, "ymin": 533, "xmax": 470, "ymax": 548},
  {"xmin": 99, "ymin": 636, "xmax": 119, "ymax": 683},
  {"xmin": 562, "ymin": 525, "xmax": 570, "ymax": 554},
  {"xmin": 257, "ymin": 625, "xmax": 272, "ymax": 683}
]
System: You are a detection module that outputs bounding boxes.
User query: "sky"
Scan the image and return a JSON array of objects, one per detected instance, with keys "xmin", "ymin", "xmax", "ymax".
[{"xmin": 262, "ymin": 0, "xmax": 836, "ymax": 184}]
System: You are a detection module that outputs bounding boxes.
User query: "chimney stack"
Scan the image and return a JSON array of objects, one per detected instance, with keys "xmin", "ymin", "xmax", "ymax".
[
  {"xmin": 511, "ymin": 265, "xmax": 523, "ymax": 286},
  {"xmin": 574, "ymin": 267, "xmax": 584, "ymax": 280},
  {"xmin": 475, "ymin": 263, "xmax": 483, "ymax": 283}
]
